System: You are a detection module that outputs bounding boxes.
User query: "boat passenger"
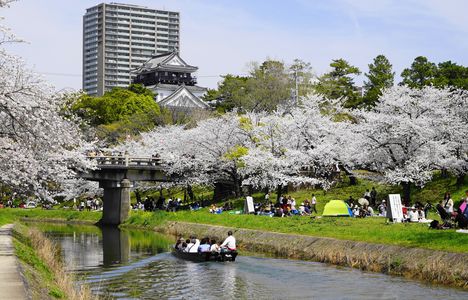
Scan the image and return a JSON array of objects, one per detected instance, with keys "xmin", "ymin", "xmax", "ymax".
[
  {"xmin": 188, "ymin": 236, "xmax": 200, "ymax": 253},
  {"xmin": 220, "ymin": 231, "xmax": 236, "ymax": 252},
  {"xmin": 210, "ymin": 239, "xmax": 220, "ymax": 253},
  {"xmin": 184, "ymin": 238, "xmax": 195, "ymax": 252},
  {"xmin": 176, "ymin": 238, "xmax": 185, "ymax": 250},
  {"xmin": 198, "ymin": 238, "xmax": 211, "ymax": 253},
  {"xmin": 175, "ymin": 237, "xmax": 182, "ymax": 249},
  {"xmin": 181, "ymin": 239, "xmax": 190, "ymax": 251}
]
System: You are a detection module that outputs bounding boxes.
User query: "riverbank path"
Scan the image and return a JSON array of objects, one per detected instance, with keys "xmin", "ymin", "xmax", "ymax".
[{"xmin": 0, "ymin": 224, "xmax": 27, "ymax": 300}]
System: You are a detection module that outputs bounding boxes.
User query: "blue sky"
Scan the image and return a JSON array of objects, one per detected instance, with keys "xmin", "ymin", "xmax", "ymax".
[{"xmin": 2, "ymin": 0, "xmax": 468, "ymax": 90}]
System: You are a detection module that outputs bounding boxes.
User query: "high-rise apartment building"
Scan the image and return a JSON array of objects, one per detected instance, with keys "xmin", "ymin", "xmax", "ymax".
[{"xmin": 83, "ymin": 2, "xmax": 180, "ymax": 96}]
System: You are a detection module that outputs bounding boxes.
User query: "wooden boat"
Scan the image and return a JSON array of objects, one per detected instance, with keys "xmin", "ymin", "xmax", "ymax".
[{"xmin": 172, "ymin": 249, "xmax": 238, "ymax": 262}]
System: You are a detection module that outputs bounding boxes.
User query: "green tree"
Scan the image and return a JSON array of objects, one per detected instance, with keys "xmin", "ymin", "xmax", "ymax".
[
  {"xmin": 433, "ymin": 61, "xmax": 468, "ymax": 89},
  {"xmin": 70, "ymin": 85, "xmax": 161, "ymax": 144},
  {"xmin": 205, "ymin": 75, "xmax": 251, "ymax": 111},
  {"xmin": 207, "ymin": 58, "xmax": 314, "ymax": 112},
  {"xmin": 400, "ymin": 56, "xmax": 437, "ymax": 88},
  {"xmin": 248, "ymin": 59, "xmax": 292, "ymax": 111},
  {"xmin": 290, "ymin": 58, "xmax": 315, "ymax": 100},
  {"xmin": 363, "ymin": 55, "xmax": 394, "ymax": 107},
  {"xmin": 313, "ymin": 59, "xmax": 362, "ymax": 108}
]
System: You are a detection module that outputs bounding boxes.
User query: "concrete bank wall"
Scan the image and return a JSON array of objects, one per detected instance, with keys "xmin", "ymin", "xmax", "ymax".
[{"xmin": 161, "ymin": 221, "xmax": 468, "ymax": 289}]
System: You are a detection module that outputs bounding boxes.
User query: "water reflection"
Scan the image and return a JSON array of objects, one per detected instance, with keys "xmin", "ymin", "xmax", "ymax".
[
  {"xmin": 101, "ymin": 226, "xmax": 129, "ymax": 266},
  {"xmin": 37, "ymin": 224, "xmax": 468, "ymax": 300}
]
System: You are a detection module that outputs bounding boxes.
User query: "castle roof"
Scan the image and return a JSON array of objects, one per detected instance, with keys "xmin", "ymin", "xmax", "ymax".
[
  {"xmin": 158, "ymin": 85, "xmax": 210, "ymax": 109},
  {"xmin": 134, "ymin": 51, "xmax": 198, "ymax": 74}
]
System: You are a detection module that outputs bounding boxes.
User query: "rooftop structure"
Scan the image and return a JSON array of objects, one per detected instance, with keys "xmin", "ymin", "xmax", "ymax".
[{"xmin": 133, "ymin": 51, "xmax": 209, "ymax": 109}]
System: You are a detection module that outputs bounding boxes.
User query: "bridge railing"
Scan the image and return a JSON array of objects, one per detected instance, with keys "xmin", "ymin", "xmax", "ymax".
[{"xmin": 87, "ymin": 156, "xmax": 162, "ymax": 167}]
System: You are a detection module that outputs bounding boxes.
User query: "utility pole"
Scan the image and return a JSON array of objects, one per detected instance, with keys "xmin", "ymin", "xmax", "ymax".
[{"xmin": 294, "ymin": 68, "xmax": 299, "ymax": 105}]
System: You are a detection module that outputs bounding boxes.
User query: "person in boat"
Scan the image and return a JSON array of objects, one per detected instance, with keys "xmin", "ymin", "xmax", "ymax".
[
  {"xmin": 175, "ymin": 237, "xmax": 183, "ymax": 250},
  {"xmin": 184, "ymin": 238, "xmax": 194, "ymax": 252},
  {"xmin": 182, "ymin": 239, "xmax": 190, "ymax": 251},
  {"xmin": 220, "ymin": 231, "xmax": 236, "ymax": 252},
  {"xmin": 186, "ymin": 235, "xmax": 200, "ymax": 253},
  {"xmin": 198, "ymin": 238, "xmax": 211, "ymax": 253},
  {"xmin": 210, "ymin": 239, "xmax": 220, "ymax": 253}
]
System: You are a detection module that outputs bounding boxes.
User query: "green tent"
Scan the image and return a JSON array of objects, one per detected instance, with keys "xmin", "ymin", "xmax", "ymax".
[{"xmin": 322, "ymin": 200, "xmax": 353, "ymax": 217}]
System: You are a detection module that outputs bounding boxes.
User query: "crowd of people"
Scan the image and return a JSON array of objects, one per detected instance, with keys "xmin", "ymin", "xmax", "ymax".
[
  {"xmin": 431, "ymin": 190, "xmax": 468, "ymax": 229},
  {"xmin": 74, "ymin": 197, "xmax": 101, "ymax": 211},
  {"xmin": 174, "ymin": 231, "xmax": 236, "ymax": 253},
  {"xmin": 133, "ymin": 196, "xmax": 185, "ymax": 212},
  {"xmin": 251, "ymin": 193, "xmax": 318, "ymax": 217},
  {"xmin": 209, "ymin": 202, "xmax": 234, "ymax": 214}
]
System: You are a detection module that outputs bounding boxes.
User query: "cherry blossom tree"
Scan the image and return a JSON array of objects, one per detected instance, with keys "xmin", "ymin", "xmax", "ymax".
[
  {"xmin": 118, "ymin": 113, "xmax": 250, "ymax": 196},
  {"xmin": 239, "ymin": 95, "xmax": 353, "ymax": 196},
  {"xmin": 0, "ymin": 3, "xmax": 90, "ymax": 198},
  {"xmin": 350, "ymin": 86, "xmax": 455, "ymax": 202},
  {"xmin": 437, "ymin": 89, "xmax": 468, "ymax": 185}
]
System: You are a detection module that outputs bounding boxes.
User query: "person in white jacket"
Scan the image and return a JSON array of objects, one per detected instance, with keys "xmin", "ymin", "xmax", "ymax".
[{"xmin": 221, "ymin": 231, "xmax": 236, "ymax": 251}]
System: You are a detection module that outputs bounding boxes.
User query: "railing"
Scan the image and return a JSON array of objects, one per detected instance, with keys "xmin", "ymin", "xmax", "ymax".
[{"xmin": 88, "ymin": 156, "xmax": 162, "ymax": 167}]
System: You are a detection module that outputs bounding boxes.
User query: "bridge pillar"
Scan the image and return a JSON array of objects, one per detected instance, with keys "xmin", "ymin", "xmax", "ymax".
[{"xmin": 100, "ymin": 179, "xmax": 131, "ymax": 225}]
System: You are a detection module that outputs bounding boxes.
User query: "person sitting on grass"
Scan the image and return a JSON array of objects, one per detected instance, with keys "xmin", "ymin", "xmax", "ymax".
[
  {"xmin": 417, "ymin": 207, "xmax": 426, "ymax": 221},
  {"xmin": 299, "ymin": 203, "xmax": 310, "ymax": 216},
  {"xmin": 454, "ymin": 208, "xmax": 468, "ymax": 229},
  {"xmin": 378, "ymin": 200, "xmax": 387, "ymax": 217},
  {"xmin": 408, "ymin": 207, "xmax": 419, "ymax": 222},
  {"xmin": 436, "ymin": 200, "xmax": 451, "ymax": 221}
]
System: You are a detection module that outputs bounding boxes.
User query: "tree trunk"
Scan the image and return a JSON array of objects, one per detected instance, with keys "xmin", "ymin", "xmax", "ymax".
[
  {"xmin": 342, "ymin": 167, "xmax": 357, "ymax": 185},
  {"xmin": 456, "ymin": 174, "xmax": 465, "ymax": 187},
  {"xmin": 187, "ymin": 185, "xmax": 194, "ymax": 201},
  {"xmin": 135, "ymin": 189, "xmax": 141, "ymax": 203},
  {"xmin": 401, "ymin": 182, "xmax": 411, "ymax": 206},
  {"xmin": 441, "ymin": 168, "xmax": 448, "ymax": 178},
  {"xmin": 276, "ymin": 185, "xmax": 282, "ymax": 203}
]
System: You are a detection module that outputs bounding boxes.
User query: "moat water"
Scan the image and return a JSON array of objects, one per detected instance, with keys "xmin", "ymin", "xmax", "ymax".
[{"xmin": 35, "ymin": 224, "xmax": 468, "ymax": 300}]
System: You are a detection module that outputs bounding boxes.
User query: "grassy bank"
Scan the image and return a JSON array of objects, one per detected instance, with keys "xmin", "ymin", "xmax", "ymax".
[
  {"xmin": 2, "ymin": 204, "xmax": 467, "ymax": 253},
  {"xmin": 2, "ymin": 174, "xmax": 466, "ymax": 254},
  {"xmin": 126, "ymin": 210, "xmax": 468, "ymax": 253},
  {"xmin": 1, "ymin": 209, "xmax": 101, "ymax": 226},
  {"xmin": 12, "ymin": 224, "xmax": 93, "ymax": 299}
]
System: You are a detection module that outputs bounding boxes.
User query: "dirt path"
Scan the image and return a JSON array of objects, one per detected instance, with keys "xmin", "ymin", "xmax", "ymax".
[{"xmin": 0, "ymin": 224, "xmax": 27, "ymax": 300}]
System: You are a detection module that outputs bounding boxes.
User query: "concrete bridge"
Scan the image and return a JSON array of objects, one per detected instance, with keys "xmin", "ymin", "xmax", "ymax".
[{"xmin": 79, "ymin": 156, "xmax": 170, "ymax": 225}]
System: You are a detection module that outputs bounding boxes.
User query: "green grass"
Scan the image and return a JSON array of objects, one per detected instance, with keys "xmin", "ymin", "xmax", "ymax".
[
  {"xmin": 1, "ymin": 174, "xmax": 466, "ymax": 254},
  {"xmin": 13, "ymin": 225, "xmax": 66, "ymax": 299},
  {"xmin": 1, "ymin": 208, "xmax": 102, "ymax": 224},
  {"xmin": 125, "ymin": 209, "xmax": 468, "ymax": 253}
]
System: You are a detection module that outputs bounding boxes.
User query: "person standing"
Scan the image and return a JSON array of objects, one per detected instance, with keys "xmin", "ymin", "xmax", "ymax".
[
  {"xmin": 443, "ymin": 192, "xmax": 454, "ymax": 214},
  {"xmin": 363, "ymin": 189, "xmax": 371, "ymax": 201},
  {"xmin": 370, "ymin": 187, "xmax": 377, "ymax": 207},
  {"xmin": 463, "ymin": 190, "xmax": 468, "ymax": 219},
  {"xmin": 311, "ymin": 194, "xmax": 318, "ymax": 214}
]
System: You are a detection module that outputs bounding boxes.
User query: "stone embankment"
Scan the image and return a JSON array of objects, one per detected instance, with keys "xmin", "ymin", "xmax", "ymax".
[
  {"xmin": 0, "ymin": 224, "xmax": 27, "ymax": 300},
  {"xmin": 162, "ymin": 221, "xmax": 468, "ymax": 289}
]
